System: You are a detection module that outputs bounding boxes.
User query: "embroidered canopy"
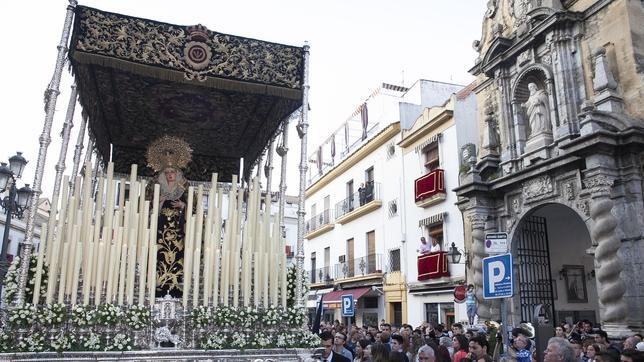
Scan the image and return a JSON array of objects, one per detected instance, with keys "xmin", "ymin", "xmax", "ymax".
[{"xmin": 69, "ymin": 6, "xmax": 304, "ymax": 181}]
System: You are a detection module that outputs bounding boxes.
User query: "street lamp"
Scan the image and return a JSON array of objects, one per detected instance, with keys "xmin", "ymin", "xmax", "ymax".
[
  {"xmin": 0, "ymin": 152, "xmax": 31, "ymax": 299},
  {"xmin": 447, "ymin": 242, "xmax": 470, "ymax": 268}
]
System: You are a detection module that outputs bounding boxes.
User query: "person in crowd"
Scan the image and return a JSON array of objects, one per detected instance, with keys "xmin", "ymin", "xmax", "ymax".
[
  {"xmin": 556, "ymin": 325, "xmax": 567, "ymax": 338},
  {"xmin": 544, "ymin": 337, "xmax": 576, "ymax": 362},
  {"xmin": 416, "ymin": 344, "xmax": 436, "ymax": 362},
  {"xmin": 354, "ymin": 339, "xmax": 372, "ymax": 362},
  {"xmin": 320, "ymin": 331, "xmax": 352, "ymax": 362},
  {"xmin": 624, "ymin": 337, "xmax": 640, "ymax": 351},
  {"xmin": 419, "ymin": 237, "xmax": 432, "ymax": 255},
  {"xmin": 468, "ymin": 335, "xmax": 490, "ymax": 362},
  {"xmin": 568, "ymin": 338, "xmax": 584, "ymax": 362},
  {"xmin": 595, "ymin": 350, "xmax": 619, "ymax": 362},
  {"xmin": 439, "ymin": 336, "xmax": 454, "ymax": 358},
  {"xmin": 335, "ymin": 332, "xmax": 355, "ymax": 361},
  {"xmin": 513, "ymin": 334, "xmax": 532, "ymax": 362},
  {"xmin": 435, "ymin": 324, "xmax": 448, "ymax": 339},
  {"xmin": 371, "ymin": 342, "xmax": 390, "ymax": 362},
  {"xmin": 586, "ymin": 343, "xmax": 602, "ymax": 362},
  {"xmin": 464, "ymin": 330, "xmax": 474, "ymax": 340},
  {"xmin": 435, "ymin": 345, "xmax": 451, "ymax": 362},
  {"xmin": 380, "ymin": 331, "xmax": 392, "ymax": 353},
  {"xmin": 453, "ymin": 334, "xmax": 469, "ymax": 362},
  {"xmin": 620, "ymin": 349, "xmax": 644, "ymax": 362},
  {"xmin": 452, "ymin": 323, "xmax": 464, "ymax": 336}
]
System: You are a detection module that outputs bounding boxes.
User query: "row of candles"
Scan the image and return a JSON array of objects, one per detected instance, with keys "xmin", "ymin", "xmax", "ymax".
[{"xmin": 30, "ymin": 162, "xmax": 289, "ymax": 309}]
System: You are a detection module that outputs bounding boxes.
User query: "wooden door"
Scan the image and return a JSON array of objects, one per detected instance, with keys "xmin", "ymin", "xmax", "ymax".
[
  {"xmin": 347, "ymin": 238, "xmax": 355, "ymax": 277},
  {"xmin": 366, "ymin": 231, "xmax": 376, "ymax": 273}
]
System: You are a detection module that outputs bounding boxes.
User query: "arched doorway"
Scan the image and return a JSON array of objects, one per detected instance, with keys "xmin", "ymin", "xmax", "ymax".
[{"xmin": 511, "ymin": 203, "xmax": 599, "ymax": 326}]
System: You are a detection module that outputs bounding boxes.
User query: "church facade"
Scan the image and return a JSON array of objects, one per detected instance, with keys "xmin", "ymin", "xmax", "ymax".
[{"xmin": 455, "ymin": 0, "xmax": 644, "ymax": 337}]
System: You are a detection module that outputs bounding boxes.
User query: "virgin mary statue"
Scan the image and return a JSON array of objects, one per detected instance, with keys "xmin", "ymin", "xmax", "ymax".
[{"xmin": 146, "ymin": 136, "xmax": 192, "ymax": 298}]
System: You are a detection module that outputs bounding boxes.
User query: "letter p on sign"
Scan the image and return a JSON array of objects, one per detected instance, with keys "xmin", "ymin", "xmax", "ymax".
[{"xmin": 488, "ymin": 261, "xmax": 505, "ymax": 293}]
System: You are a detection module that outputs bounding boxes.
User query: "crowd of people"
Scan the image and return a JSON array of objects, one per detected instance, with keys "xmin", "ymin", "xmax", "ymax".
[{"xmin": 314, "ymin": 319, "xmax": 644, "ymax": 362}]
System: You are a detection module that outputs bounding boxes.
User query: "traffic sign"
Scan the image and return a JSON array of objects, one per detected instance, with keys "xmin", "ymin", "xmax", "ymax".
[
  {"xmin": 482, "ymin": 253, "xmax": 513, "ymax": 299},
  {"xmin": 341, "ymin": 294, "xmax": 354, "ymax": 317},
  {"xmin": 485, "ymin": 232, "xmax": 508, "ymax": 254}
]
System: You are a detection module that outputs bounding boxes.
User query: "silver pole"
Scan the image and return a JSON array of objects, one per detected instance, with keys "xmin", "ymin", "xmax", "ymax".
[
  {"xmin": 265, "ymin": 139, "xmax": 275, "ymax": 194},
  {"xmin": 51, "ymin": 84, "xmax": 77, "ymax": 209},
  {"xmin": 69, "ymin": 111, "xmax": 88, "ymax": 197},
  {"xmin": 16, "ymin": 0, "xmax": 78, "ymax": 305},
  {"xmin": 277, "ymin": 119, "xmax": 291, "ymax": 255},
  {"xmin": 294, "ymin": 42, "xmax": 310, "ymax": 310}
]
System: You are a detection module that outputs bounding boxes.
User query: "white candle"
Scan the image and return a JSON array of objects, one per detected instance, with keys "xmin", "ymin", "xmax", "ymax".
[
  {"xmin": 32, "ymin": 224, "xmax": 48, "ymax": 305},
  {"xmin": 82, "ymin": 233, "xmax": 95, "ymax": 305},
  {"xmin": 117, "ymin": 244, "xmax": 128, "ymax": 305},
  {"xmin": 106, "ymin": 227, "xmax": 123, "ymax": 303},
  {"xmin": 253, "ymin": 252, "xmax": 260, "ymax": 307},
  {"xmin": 281, "ymin": 250, "xmax": 288, "ymax": 308},
  {"xmin": 203, "ymin": 245, "xmax": 211, "ymax": 305},
  {"xmin": 70, "ymin": 241, "xmax": 83, "ymax": 305},
  {"xmin": 138, "ymin": 230, "xmax": 149, "ymax": 306},
  {"xmin": 94, "ymin": 241, "xmax": 106, "ymax": 306},
  {"xmin": 126, "ymin": 227, "xmax": 137, "ymax": 305},
  {"xmin": 147, "ymin": 233, "xmax": 157, "ymax": 306},
  {"xmin": 57, "ymin": 242, "xmax": 70, "ymax": 304},
  {"xmin": 192, "ymin": 247, "xmax": 201, "ymax": 307},
  {"xmin": 212, "ymin": 249, "xmax": 220, "ymax": 305}
]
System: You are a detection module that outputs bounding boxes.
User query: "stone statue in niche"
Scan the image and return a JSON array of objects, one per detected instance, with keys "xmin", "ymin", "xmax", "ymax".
[{"xmin": 522, "ymin": 83, "xmax": 552, "ymax": 137}]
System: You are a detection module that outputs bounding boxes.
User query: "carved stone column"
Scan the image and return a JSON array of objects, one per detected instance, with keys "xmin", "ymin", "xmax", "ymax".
[
  {"xmin": 585, "ymin": 175, "xmax": 630, "ymax": 338},
  {"xmin": 469, "ymin": 213, "xmax": 491, "ymax": 321}
]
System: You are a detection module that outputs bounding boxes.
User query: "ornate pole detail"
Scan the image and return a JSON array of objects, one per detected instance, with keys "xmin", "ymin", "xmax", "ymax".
[
  {"xmin": 264, "ymin": 139, "xmax": 275, "ymax": 194},
  {"xmin": 294, "ymin": 42, "xmax": 310, "ymax": 311},
  {"xmin": 585, "ymin": 175, "xmax": 629, "ymax": 337},
  {"xmin": 277, "ymin": 119, "xmax": 291, "ymax": 247},
  {"xmin": 69, "ymin": 110, "xmax": 88, "ymax": 196},
  {"xmin": 15, "ymin": 0, "xmax": 77, "ymax": 305},
  {"xmin": 51, "ymin": 84, "xmax": 77, "ymax": 210},
  {"xmin": 469, "ymin": 213, "xmax": 491, "ymax": 321}
]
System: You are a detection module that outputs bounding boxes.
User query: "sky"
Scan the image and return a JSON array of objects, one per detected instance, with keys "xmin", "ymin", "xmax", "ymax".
[{"xmin": 0, "ymin": 0, "xmax": 486, "ymax": 198}]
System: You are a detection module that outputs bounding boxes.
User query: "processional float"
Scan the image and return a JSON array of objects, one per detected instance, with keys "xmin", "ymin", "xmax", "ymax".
[{"xmin": 1, "ymin": 1, "xmax": 315, "ymax": 359}]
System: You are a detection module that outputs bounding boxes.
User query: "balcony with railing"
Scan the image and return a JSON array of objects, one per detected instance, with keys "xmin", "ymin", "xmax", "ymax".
[
  {"xmin": 334, "ymin": 182, "xmax": 382, "ymax": 224},
  {"xmin": 304, "ymin": 209, "xmax": 334, "ymax": 239},
  {"xmin": 309, "ymin": 266, "xmax": 333, "ymax": 285},
  {"xmin": 334, "ymin": 254, "xmax": 384, "ymax": 281},
  {"xmin": 414, "ymin": 169, "xmax": 446, "ymax": 207}
]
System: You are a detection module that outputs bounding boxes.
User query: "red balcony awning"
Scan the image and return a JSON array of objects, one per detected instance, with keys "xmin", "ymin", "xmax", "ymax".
[
  {"xmin": 415, "ymin": 169, "xmax": 445, "ymax": 202},
  {"xmin": 322, "ymin": 287, "xmax": 372, "ymax": 308}
]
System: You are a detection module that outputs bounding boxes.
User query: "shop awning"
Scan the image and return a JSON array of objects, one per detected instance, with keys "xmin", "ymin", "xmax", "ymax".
[{"xmin": 323, "ymin": 287, "xmax": 372, "ymax": 307}]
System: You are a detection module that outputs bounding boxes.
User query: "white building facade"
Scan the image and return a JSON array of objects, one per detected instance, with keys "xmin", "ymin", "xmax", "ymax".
[{"xmin": 305, "ymin": 80, "xmax": 471, "ymax": 328}]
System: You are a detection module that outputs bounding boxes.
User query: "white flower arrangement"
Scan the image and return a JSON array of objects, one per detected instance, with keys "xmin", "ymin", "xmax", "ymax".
[
  {"xmin": 230, "ymin": 331, "xmax": 250, "ymax": 349},
  {"xmin": 201, "ymin": 332, "xmax": 228, "ymax": 350},
  {"xmin": 253, "ymin": 331, "xmax": 271, "ymax": 349},
  {"xmin": 2, "ymin": 255, "xmax": 48, "ymax": 305},
  {"xmin": 282, "ymin": 307, "xmax": 306, "ymax": 327},
  {"xmin": 96, "ymin": 303, "xmax": 123, "ymax": 326},
  {"xmin": 71, "ymin": 304, "xmax": 97, "ymax": 327},
  {"xmin": 0, "ymin": 330, "xmax": 12, "ymax": 352},
  {"xmin": 105, "ymin": 333, "xmax": 132, "ymax": 351},
  {"xmin": 17, "ymin": 331, "xmax": 47, "ymax": 352},
  {"xmin": 8, "ymin": 303, "xmax": 38, "ymax": 328},
  {"xmin": 238, "ymin": 306, "xmax": 258, "ymax": 328},
  {"xmin": 50, "ymin": 332, "xmax": 73, "ymax": 352},
  {"xmin": 260, "ymin": 305, "xmax": 281, "ymax": 327},
  {"xmin": 212, "ymin": 306, "xmax": 235, "ymax": 327},
  {"xmin": 286, "ymin": 265, "xmax": 309, "ymax": 308},
  {"xmin": 125, "ymin": 305, "xmax": 151, "ymax": 331},
  {"xmin": 82, "ymin": 332, "xmax": 102, "ymax": 351},
  {"xmin": 38, "ymin": 303, "xmax": 66, "ymax": 326},
  {"xmin": 189, "ymin": 305, "xmax": 212, "ymax": 328}
]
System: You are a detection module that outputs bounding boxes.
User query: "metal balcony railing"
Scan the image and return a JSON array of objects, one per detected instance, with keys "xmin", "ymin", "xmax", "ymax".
[
  {"xmin": 334, "ymin": 254, "xmax": 383, "ymax": 280},
  {"xmin": 305, "ymin": 209, "xmax": 333, "ymax": 234},
  {"xmin": 414, "ymin": 169, "xmax": 445, "ymax": 203},
  {"xmin": 309, "ymin": 266, "xmax": 333, "ymax": 284},
  {"xmin": 334, "ymin": 181, "xmax": 381, "ymax": 219}
]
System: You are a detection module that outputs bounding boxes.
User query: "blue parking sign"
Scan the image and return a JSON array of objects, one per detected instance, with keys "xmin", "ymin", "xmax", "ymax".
[
  {"xmin": 482, "ymin": 253, "xmax": 513, "ymax": 299},
  {"xmin": 341, "ymin": 294, "xmax": 354, "ymax": 317}
]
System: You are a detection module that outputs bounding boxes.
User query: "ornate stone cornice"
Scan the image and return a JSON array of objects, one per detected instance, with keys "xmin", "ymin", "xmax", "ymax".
[{"xmin": 583, "ymin": 175, "xmax": 613, "ymax": 196}]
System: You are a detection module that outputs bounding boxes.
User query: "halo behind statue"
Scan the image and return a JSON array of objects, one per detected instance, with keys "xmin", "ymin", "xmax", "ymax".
[{"xmin": 146, "ymin": 135, "xmax": 193, "ymax": 172}]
